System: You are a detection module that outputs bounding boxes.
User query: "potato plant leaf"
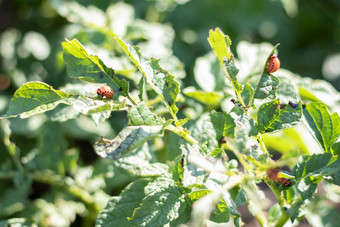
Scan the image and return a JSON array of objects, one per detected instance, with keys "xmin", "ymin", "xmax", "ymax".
[
  {"xmin": 114, "ymin": 37, "xmax": 180, "ymax": 118},
  {"xmin": 96, "ymin": 179, "xmax": 150, "ymax": 227},
  {"xmin": 241, "ymin": 83, "xmax": 254, "ymax": 106},
  {"xmin": 292, "ymin": 153, "xmax": 340, "ymax": 181},
  {"xmin": 114, "ymin": 143, "xmax": 169, "ymax": 177},
  {"xmin": 257, "ymin": 99, "xmax": 302, "ymax": 133},
  {"xmin": 251, "ymin": 44, "xmax": 280, "ymax": 101},
  {"xmin": 254, "ymin": 73, "xmax": 279, "ymax": 99},
  {"xmin": 94, "ymin": 102, "xmax": 164, "ymax": 160},
  {"xmin": 188, "ymin": 190, "xmax": 230, "ymax": 224},
  {"xmin": 183, "ymin": 88, "xmax": 223, "ymax": 107},
  {"xmin": 129, "ymin": 184, "xmax": 186, "ymax": 226},
  {"xmin": 210, "ymin": 111, "xmax": 236, "ymax": 142},
  {"xmin": 2, "ymin": 81, "xmax": 71, "ymax": 118},
  {"xmin": 303, "ymin": 103, "xmax": 340, "ymax": 153},
  {"xmin": 208, "ymin": 28, "xmax": 242, "ymax": 94},
  {"xmin": 62, "ymin": 39, "xmax": 129, "ymax": 99}
]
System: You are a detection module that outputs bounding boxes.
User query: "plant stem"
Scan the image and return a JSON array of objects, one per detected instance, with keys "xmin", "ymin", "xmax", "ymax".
[
  {"xmin": 247, "ymin": 72, "xmax": 262, "ymax": 110},
  {"xmin": 128, "ymin": 94, "xmax": 137, "ymax": 105},
  {"xmin": 165, "ymin": 124, "xmax": 198, "ymax": 145},
  {"xmin": 265, "ymin": 179, "xmax": 284, "ymax": 206},
  {"xmin": 274, "ymin": 209, "xmax": 290, "ymax": 227}
]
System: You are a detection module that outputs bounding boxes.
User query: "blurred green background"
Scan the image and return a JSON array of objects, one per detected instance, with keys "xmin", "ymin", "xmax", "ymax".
[
  {"xmin": 1, "ymin": 0, "xmax": 339, "ymax": 96},
  {"xmin": 0, "ymin": 0, "xmax": 339, "ymax": 226}
]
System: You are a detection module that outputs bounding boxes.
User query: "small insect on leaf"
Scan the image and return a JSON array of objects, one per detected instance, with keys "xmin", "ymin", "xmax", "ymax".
[
  {"xmin": 266, "ymin": 55, "xmax": 281, "ymax": 74},
  {"xmin": 97, "ymin": 85, "xmax": 114, "ymax": 99},
  {"xmin": 277, "ymin": 177, "xmax": 291, "ymax": 187},
  {"xmin": 288, "ymin": 101, "xmax": 299, "ymax": 108},
  {"xmin": 220, "ymin": 136, "xmax": 226, "ymax": 144},
  {"xmin": 266, "ymin": 167, "xmax": 291, "ymax": 187}
]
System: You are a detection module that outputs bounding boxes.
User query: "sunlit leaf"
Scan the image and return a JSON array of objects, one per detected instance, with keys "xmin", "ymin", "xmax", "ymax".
[
  {"xmin": 2, "ymin": 81, "xmax": 71, "ymax": 118},
  {"xmin": 254, "ymin": 73, "xmax": 279, "ymax": 99},
  {"xmin": 96, "ymin": 179, "xmax": 149, "ymax": 227},
  {"xmin": 257, "ymin": 99, "xmax": 302, "ymax": 133},
  {"xmin": 303, "ymin": 103, "xmax": 340, "ymax": 153},
  {"xmin": 114, "ymin": 143, "xmax": 169, "ymax": 177},
  {"xmin": 208, "ymin": 28, "xmax": 242, "ymax": 94},
  {"xmin": 62, "ymin": 39, "xmax": 129, "ymax": 99},
  {"xmin": 94, "ymin": 103, "xmax": 164, "ymax": 160},
  {"xmin": 183, "ymin": 87, "xmax": 223, "ymax": 107},
  {"xmin": 129, "ymin": 184, "xmax": 186, "ymax": 226},
  {"xmin": 292, "ymin": 153, "xmax": 340, "ymax": 183},
  {"xmin": 115, "ymin": 37, "xmax": 180, "ymax": 117}
]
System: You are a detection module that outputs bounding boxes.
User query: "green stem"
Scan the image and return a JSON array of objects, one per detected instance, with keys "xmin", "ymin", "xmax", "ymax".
[
  {"xmin": 235, "ymin": 89, "xmax": 246, "ymax": 108},
  {"xmin": 127, "ymin": 94, "xmax": 137, "ymax": 106},
  {"xmin": 247, "ymin": 67, "xmax": 267, "ymax": 109},
  {"xmin": 165, "ymin": 125, "xmax": 198, "ymax": 145},
  {"xmin": 265, "ymin": 179, "xmax": 284, "ymax": 206},
  {"xmin": 254, "ymin": 210, "xmax": 268, "ymax": 227},
  {"xmin": 274, "ymin": 209, "xmax": 290, "ymax": 227},
  {"xmin": 264, "ymin": 179, "xmax": 290, "ymax": 227}
]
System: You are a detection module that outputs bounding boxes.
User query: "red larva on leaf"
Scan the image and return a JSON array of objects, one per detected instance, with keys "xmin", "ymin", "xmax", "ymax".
[
  {"xmin": 97, "ymin": 85, "xmax": 114, "ymax": 99},
  {"xmin": 266, "ymin": 167, "xmax": 291, "ymax": 187},
  {"xmin": 277, "ymin": 177, "xmax": 291, "ymax": 187},
  {"xmin": 266, "ymin": 55, "xmax": 281, "ymax": 74}
]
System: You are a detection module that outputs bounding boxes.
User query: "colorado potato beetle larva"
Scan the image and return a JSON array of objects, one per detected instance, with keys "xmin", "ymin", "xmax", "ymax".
[
  {"xmin": 97, "ymin": 85, "xmax": 114, "ymax": 99},
  {"xmin": 266, "ymin": 55, "xmax": 281, "ymax": 74}
]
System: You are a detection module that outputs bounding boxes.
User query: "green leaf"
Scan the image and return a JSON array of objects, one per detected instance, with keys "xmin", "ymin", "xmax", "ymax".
[
  {"xmin": 2, "ymin": 81, "xmax": 125, "ymax": 121},
  {"xmin": 276, "ymin": 73, "xmax": 299, "ymax": 103},
  {"xmin": 189, "ymin": 113, "xmax": 219, "ymax": 150},
  {"xmin": 33, "ymin": 122, "xmax": 67, "ymax": 173},
  {"xmin": 183, "ymin": 87, "xmax": 223, "ymax": 106},
  {"xmin": 194, "ymin": 51, "xmax": 230, "ymax": 92},
  {"xmin": 254, "ymin": 73, "xmax": 279, "ymax": 99},
  {"xmin": 96, "ymin": 179, "xmax": 149, "ymax": 227},
  {"xmin": 49, "ymin": 96, "xmax": 126, "ymax": 123},
  {"xmin": 129, "ymin": 184, "xmax": 186, "ymax": 226},
  {"xmin": 292, "ymin": 153, "xmax": 340, "ymax": 180},
  {"xmin": 0, "ymin": 188, "xmax": 29, "ymax": 218},
  {"xmin": 114, "ymin": 143, "xmax": 169, "ymax": 177},
  {"xmin": 2, "ymin": 81, "xmax": 71, "ymax": 118},
  {"xmin": 297, "ymin": 77, "xmax": 340, "ymax": 108},
  {"xmin": 210, "ymin": 111, "xmax": 236, "ymax": 143},
  {"xmin": 283, "ymin": 198, "xmax": 305, "ymax": 222},
  {"xmin": 115, "ymin": 37, "xmax": 180, "ymax": 117},
  {"xmin": 62, "ymin": 39, "xmax": 129, "ymax": 99},
  {"xmin": 331, "ymin": 142, "xmax": 340, "ymax": 155},
  {"xmin": 127, "ymin": 102, "xmax": 163, "ymax": 126},
  {"xmin": 268, "ymin": 204, "xmax": 281, "ymax": 222},
  {"xmin": 189, "ymin": 191, "xmax": 222, "ymax": 226},
  {"xmin": 241, "ymin": 83, "xmax": 254, "ymax": 106},
  {"xmin": 94, "ymin": 103, "xmax": 164, "ymax": 160},
  {"xmin": 295, "ymin": 178, "xmax": 317, "ymax": 200},
  {"xmin": 327, "ymin": 170, "xmax": 340, "ymax": 186},
  {"xmin": 257, "ymin": 99, "xmax": 302, "ymax": 133},
  {"xmin": 208, "ymin": 28, "xmax": 242, "ymax": 93},
  {"xmin": 188, "ymin": 190, "xmax": 230, "ymax": 224},
  {"xmin": 303, "ymin": 103, "xmax": 340, "ymax": 153}
]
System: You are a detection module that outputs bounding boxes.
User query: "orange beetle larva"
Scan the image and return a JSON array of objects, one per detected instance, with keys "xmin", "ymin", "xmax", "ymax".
[
  {"xmin": 266, "ymin": 55, "xmax": 281, "ymax": 74},
  {"xmin": 97, "ymin": 85, "xmax": 114, "ymax": 99},
  {"xmin": 266, "ymin": 167, "xmax": 291, "ymax": 187}
]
